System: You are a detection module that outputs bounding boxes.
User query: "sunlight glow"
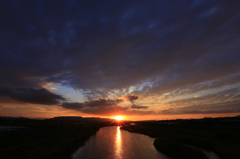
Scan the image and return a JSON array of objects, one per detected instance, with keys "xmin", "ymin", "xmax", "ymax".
[{"xmin": 113, "ymin": 116, "xmax": 124, "ymax": 121}]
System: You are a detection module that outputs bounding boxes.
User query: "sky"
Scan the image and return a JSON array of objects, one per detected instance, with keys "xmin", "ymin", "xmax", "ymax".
[{"xmin": 0, "ymin": 0, "xmax": 240, "ymax": 120}]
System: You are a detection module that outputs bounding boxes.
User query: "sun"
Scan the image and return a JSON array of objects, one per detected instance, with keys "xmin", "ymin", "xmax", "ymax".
[{"xmin": 113, "ymin": 116, "xmax": 124, "ymax": 121}]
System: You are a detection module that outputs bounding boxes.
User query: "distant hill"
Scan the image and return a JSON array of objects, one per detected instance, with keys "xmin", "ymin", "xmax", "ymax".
[
  {"xmin": 0, "ymin": 116, "xmax": 114, "ymax": 126},
  {"xmin": 0, "ymin": 116, "xmax": 32, "ymax": 121},
  {"xmin": 49, "ymin": 116, "xmax": 83, "ymax": 120},
  {"xmin": 46, "ymin": 116, "xmax": 113, "ymax": 123}
]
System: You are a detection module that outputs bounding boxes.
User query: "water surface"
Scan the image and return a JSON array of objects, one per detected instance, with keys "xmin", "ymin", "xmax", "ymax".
[{"xmin": 72, "ymin": 126, "xmax": 170, "ymax": 159}]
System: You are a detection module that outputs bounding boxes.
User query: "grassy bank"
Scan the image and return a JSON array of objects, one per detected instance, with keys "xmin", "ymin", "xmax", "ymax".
[
  {"xmin": 121, "ymin": 121, "xmax": 240, "ymax": 159},
  {"xmin": 153, "ymin": 137, "xmax": 208, "ymax": 159},
  {"xmin": 0, "ymin": 122, "xmax": 107, "ymax": 159}
]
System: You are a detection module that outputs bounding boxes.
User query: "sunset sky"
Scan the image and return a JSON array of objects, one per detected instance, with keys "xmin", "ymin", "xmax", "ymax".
[{"xmin": 0, "ymin": 0, "xmax": 240, "ymax": 120}]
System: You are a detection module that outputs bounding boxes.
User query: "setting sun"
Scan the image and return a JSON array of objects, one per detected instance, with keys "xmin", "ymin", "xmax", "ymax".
[{"xmin": 113, "ymin": 116, "xmax": 124, "ymax": 121}]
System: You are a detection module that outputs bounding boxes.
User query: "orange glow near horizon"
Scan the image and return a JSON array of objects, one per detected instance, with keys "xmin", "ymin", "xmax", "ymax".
[
  {"xmin": 1, "ymin": 105, "xmax": 240, "ymax": 121},
  {"xmin": 113, "ymin": 116, "xmax": 124, "ymax": 121}
]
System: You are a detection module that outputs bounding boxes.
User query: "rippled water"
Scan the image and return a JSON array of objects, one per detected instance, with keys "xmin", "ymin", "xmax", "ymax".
[{"xmin": 72, "ymin": 126, "xmax": 171, "ymax": 159}]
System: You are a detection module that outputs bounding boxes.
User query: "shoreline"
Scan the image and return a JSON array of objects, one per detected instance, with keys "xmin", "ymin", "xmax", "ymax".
[
  {"xmin": 0, "ymin": 124, "xmax": 104, "ymax": 159},
  {"xmin": 121, "ymin": 122, "xmax": 240, "ymax": 159}
]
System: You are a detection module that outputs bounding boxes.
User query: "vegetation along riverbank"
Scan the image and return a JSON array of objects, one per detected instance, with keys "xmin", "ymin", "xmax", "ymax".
[
  {"xmin": 0, "ymin": 116, "xmax": 115, "ymax": 159},
  {"xmin": 121, "ymin": 116, "xmax": 240, "ymax": 159}
]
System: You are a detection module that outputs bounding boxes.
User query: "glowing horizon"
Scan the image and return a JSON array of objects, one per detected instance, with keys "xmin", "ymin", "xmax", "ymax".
[{"xmin": 113, "ymin": 116, "xmax": 124, "ymax": 121}]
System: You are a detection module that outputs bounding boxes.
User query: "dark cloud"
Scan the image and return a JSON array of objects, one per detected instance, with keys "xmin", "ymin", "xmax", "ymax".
[
  {"xmin": 125, "ymin": 95, "xmax": 138, "ymax": 104},
  {"xmin": 0, "ymin": 0, "xmax": 239, "ymax": 91},
  {"xmin": 61, "ymin": 102, "xmax": 84, "ymax": 111},
  {"xmin": 60, "ymin": 98, "xmax": 152, "ymax": 115},
  {"xmin": 0, "ymin": 87, "xmax": 65, "ymax": 105},
  {"xmin": 85, "ymin": 98, "xmax": 123, "ymax": 107},
  {"xmin": 60, "ymin": 98, "xmax": 125, "ymax": 115},
  {"xmin": 131, "ymin": 105, "xmax": 148, "ymax": 109}
]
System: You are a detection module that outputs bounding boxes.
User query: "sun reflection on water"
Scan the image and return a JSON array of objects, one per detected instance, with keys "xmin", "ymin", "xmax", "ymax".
[{"xmin": 115, "ymin": 126, "xmax": 122, "ymax": 159}]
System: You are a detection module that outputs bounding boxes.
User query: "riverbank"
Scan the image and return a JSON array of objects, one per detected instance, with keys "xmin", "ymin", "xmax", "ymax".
[
  {"xmin": 0, "ymin": 116, "xmax": 114, "ymax": 159},
  {"xmin": 0, "ymin": 124, "xmax": 102, "ymax": 159},
  {"xmin": 121, "ymin": 121, "xmax": 240, "ymax": 159}
]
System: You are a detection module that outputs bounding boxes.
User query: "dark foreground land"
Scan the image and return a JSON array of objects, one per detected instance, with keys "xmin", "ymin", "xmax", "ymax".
[
  {"xmin": 0, "ymin": 116, "xmax": 115, "ymax": 159},
  {"xmin": 121, "ymin": 116, "xmax": 240, "ymax": 159}
]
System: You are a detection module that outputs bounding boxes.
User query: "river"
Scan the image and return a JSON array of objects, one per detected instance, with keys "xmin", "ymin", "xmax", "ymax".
[{"xmin": 72, "ymin": 126, "xmax": 171, "ymax": 159}]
